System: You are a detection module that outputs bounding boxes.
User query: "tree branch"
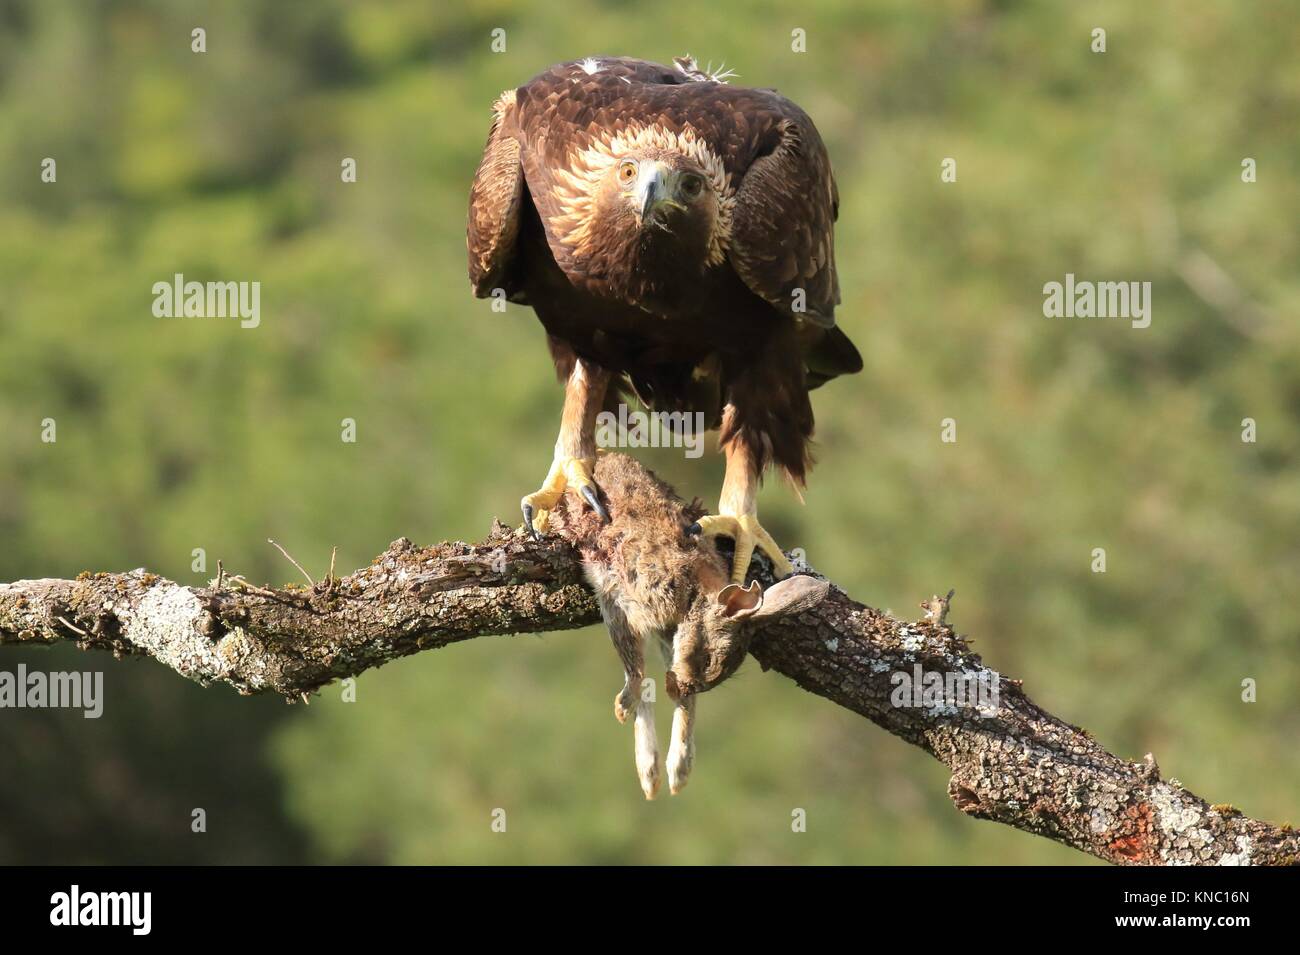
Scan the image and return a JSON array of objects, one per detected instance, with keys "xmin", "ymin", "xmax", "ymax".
[
  {"xmin": 0, "ymin": 525, "xmax": 596, "ymax": 700},
  {"xmin": 2, "ymin": 509, "xmax": 1295, "ymax": 866}
]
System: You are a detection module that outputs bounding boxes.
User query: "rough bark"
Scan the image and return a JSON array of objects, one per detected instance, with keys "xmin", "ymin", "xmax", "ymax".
[
  {"xmin": 1, "ymin": 517, "xmax": 1295, "ymax": 867},
  {"xmin": 0, "ymin": 525, "xmax": 593, "ymax": 700}
]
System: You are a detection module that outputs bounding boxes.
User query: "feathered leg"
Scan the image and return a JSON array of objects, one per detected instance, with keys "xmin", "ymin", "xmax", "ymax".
[
  {"xmin": 692, "ymin": 417, "xmax": 795, "ymax": 584},
  {"xmin": 521, "ymin": 357, "xmax": 612, "ymax": 536}
]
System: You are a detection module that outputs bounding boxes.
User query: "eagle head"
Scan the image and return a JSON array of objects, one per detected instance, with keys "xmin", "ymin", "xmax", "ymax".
[{"xmin": 592, "ymin": 146, "xmax": 724, "ymax": 270}]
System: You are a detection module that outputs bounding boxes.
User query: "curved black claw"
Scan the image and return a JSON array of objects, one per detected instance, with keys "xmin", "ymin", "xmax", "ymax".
[
  {"xmin": 521, "ymin": 503, "xmax": 542, "ymax": 541},
  {"xmin": 581, "ymin": 484, "xmax": 610, "ymax": 522}
]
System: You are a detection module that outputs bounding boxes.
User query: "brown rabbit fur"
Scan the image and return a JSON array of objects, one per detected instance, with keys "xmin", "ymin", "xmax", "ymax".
[{"xmin": 550, "ymin": 452, "xmax": 830, "ymax": 798}]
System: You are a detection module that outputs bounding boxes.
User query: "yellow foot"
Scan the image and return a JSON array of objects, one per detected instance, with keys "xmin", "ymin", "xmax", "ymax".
[
  {"xmin": 520, "ymin": 456, "xmax": 607, "ymax": 537},
  {"xmin": 690, "ymin": 512, "xmax": 794, "ymax": 583}
]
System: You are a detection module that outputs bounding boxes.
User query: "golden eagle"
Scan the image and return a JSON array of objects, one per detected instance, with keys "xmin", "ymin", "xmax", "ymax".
[{"xmin": 467, "ymin": 55, "xmax": 861, "ymax": 582}]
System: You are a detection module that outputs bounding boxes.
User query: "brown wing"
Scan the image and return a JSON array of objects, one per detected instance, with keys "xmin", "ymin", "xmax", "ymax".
[
  {"xmin": 728, "ymin": 109, "xmax": 840, "ymax": 328},
  {"xmin": 467, "ymin": 90, "xmax": 524, "ymax": 298},
  {"xmin": 469, "ymin": 59, "xmax": 843, "ymax": 330}
]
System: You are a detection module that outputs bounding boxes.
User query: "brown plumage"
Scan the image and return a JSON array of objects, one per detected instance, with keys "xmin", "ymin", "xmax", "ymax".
[{"xmin": 468, "ymin": 55, "xmax": 861, "ymax": 486}]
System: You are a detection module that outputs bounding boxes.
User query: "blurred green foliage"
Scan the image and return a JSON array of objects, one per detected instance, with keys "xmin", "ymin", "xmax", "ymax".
[{"xmin": 1, "ymin": 0, "xmax": 1297, "ymax": 864}]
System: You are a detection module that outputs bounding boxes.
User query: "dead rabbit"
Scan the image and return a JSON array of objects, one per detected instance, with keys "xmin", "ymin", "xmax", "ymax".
[{"xmin": 551, "ymin": 452, "xmax": 829, "ymax": 798}]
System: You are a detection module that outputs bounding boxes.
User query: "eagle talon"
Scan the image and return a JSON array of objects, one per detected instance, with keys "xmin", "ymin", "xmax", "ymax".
[
  {"xmin": 581, "ymin": 484, "xmax": 610, "ymax": 522},
  {"xmin": 520, "ymin": 456, "xmax": 604, "ymax": 536},
  {"xmin": 693, "ymin": 512, "xmax": 794, "ymax": 583},
  {"xmin": 521, "ymin": 503, "xmax": 543, "ymax": 540}
]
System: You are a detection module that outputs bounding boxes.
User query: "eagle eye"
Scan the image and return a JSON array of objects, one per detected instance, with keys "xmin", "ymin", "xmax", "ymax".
[
  {"xmin": 617, "ymin": 159, "xmax": 638, "ymax": 185},
  {"xmin": 680, "ymin": 174, "xmax": 704, "ymax": 199}
]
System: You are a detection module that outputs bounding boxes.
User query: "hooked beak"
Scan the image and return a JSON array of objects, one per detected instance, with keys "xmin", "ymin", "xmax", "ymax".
[{"xmin": 634, "ymin": 162, "xmax": 684, "ymax": 225}]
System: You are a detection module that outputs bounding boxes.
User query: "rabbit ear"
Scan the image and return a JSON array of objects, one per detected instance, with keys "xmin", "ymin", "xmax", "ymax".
[
  {"xmin": 749, "ymin": 575, "xmax": 829, "ymax": 621},
  {"xmin": 717, "ymin": 580, "xmax": 763, "ymax": 618}
]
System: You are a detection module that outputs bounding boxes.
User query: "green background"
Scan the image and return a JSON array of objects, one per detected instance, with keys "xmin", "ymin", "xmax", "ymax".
[{"xmin": 1, "ymin": 0, "xmax": 1296, "ymax": 864}]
